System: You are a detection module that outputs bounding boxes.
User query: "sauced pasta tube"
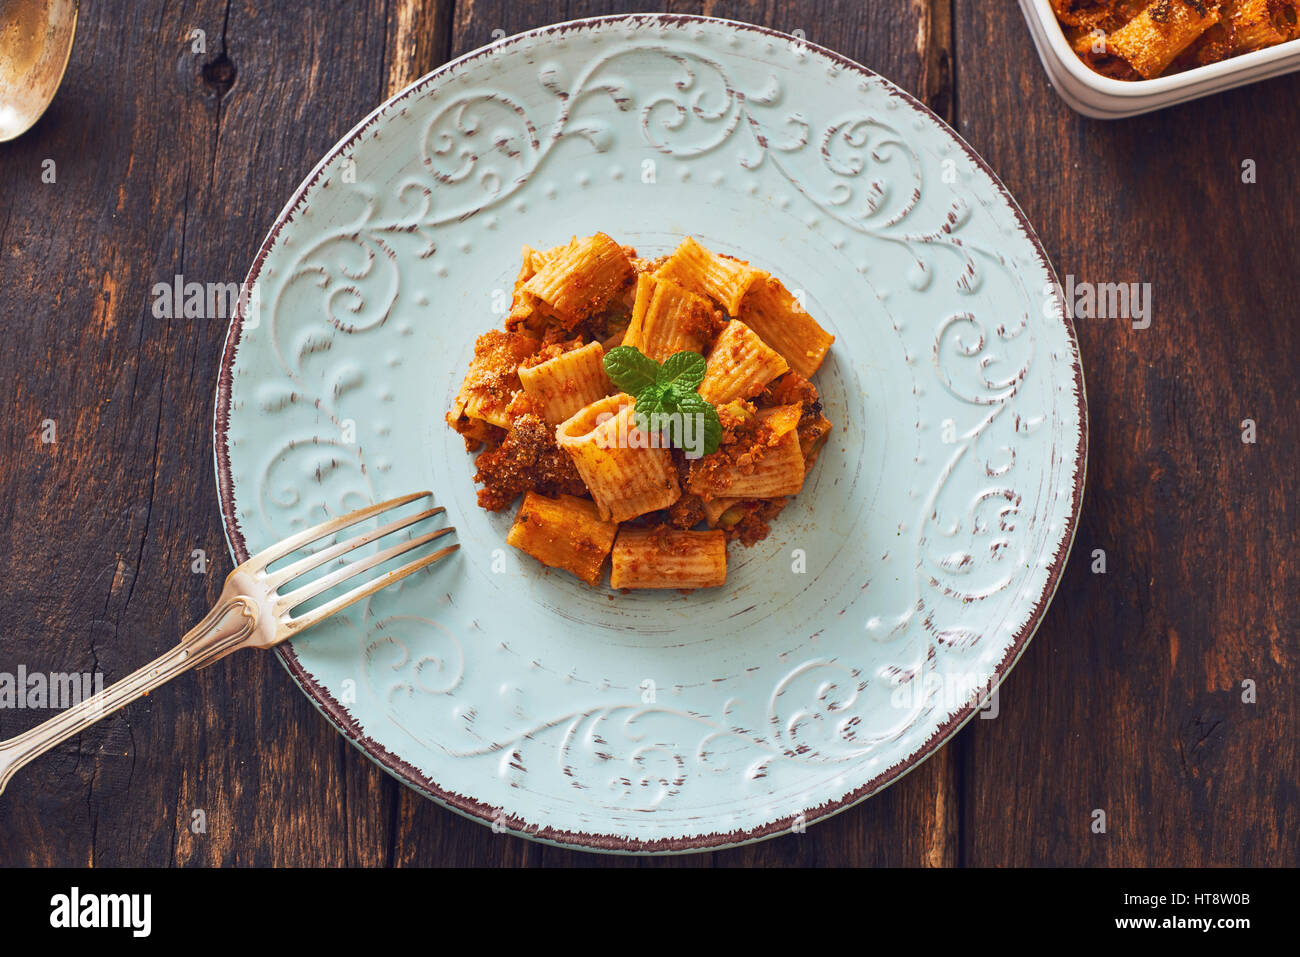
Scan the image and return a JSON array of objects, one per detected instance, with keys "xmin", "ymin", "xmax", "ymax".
[
  {"xmin": 698, "ymin": 319, "xmax": 789, "ymax": 404},
  {"xmin": 688, "ymin": 405, "xmax": 807, "ymax": 500},
  {"xmin": 448, "ymin": 330, "xmax": 539, "ymax": 429},
  {"xmin": 506, "ymin": 491, "xmax": 618, "ymax": 586},
  {"xmin": 1107, "ymin": 0, "xmax": 1221, "ymax": 78},
  {"xmin": 738, "ymin": 277, "xmax": 834, "ymax": 378},
  {"xmin": 518, "ymin": 341, "xmax": 613, "ymax": 426},
  {"xmin": 620, "ymin": 273, "xmax": 714, "ymax": 361},
  {"xmin": 516, "ymin": 232, "xmax": 635, "ymax": 330},
  {"xmin": 653, "ymin": 236, "xmax": 768, "ymax": 317},
  {"xmin": 556, "ymin": 394, "xmax": 681, "ymax": 523},
  {"xmin": 1227, "ymin": 0, "xmax": 1298, "ymax": 52},
  {"xmin": 609, "ymin": 528, "xmax": 727, "ymax": 590}
]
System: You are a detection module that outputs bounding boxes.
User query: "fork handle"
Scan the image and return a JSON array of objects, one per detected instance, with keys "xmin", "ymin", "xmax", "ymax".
[{"xmin": 0, "ymin": 595, "xmax": 258, "ymax": 796}]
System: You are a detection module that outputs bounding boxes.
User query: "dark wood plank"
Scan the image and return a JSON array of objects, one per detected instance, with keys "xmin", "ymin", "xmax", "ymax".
[
  {"xmin": 953, "ymin": 0, "xmax": 1299, "ymax": 867},
  {"xmin": 384, "ymin": 0, "xmax": 456, "ymax": 99},
  {"xmin": 0, "ymin": 0, "xmax": 450, "ymax": 867}
]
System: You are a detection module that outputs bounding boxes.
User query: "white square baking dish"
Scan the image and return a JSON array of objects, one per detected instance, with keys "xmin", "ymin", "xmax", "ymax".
[{"xmin": 1019, "ymin": 0, "xmax": 1300, "ymax": 118}]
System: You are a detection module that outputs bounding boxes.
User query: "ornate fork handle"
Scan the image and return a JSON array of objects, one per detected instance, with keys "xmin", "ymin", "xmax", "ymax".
[
  {"xmin": 0, "ymin": 595, "xmax": 259, "ymax": 796},
  {"xmin": 0, "ymin": 492, "xmax": 455, "ymax": 798}
]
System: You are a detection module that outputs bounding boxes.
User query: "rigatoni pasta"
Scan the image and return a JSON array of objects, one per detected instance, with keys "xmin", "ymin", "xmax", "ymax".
[
  {"xmin": 512, "ymin": 232, "xmax": 635, "ymax": 331},
  {"xmin": 698, "ymin": 320, "xmax": 790, "ymax": 404},
  {"xmin": 447, "ymin": 234, "xmax": 835, "ymax": 589},
  {"xmin": 1227, "ymin": 0, "xmax": 1298, "ymax": 50},
  {"xmin": 688, "ymin": 427, "xmax": 806, "ymax": 500},
  {"xmin": 448, "ymin": 330, "xmax": 541, "ymax": 430},
  {"xmin": 653, "ymin": 236, "xmax": 768, "ymax": 316},
  {"xmin": 518, "ymin": 341, "xmax": 613, "ymax": 426},
  {"xmin": 739, "ymin": 278, "xmax": 834, "ymax": 378},
  {"xmin": 621, "ymin": 273, "xmax": 717, "ymax": 361},
  {"xmin": 1049, "ymin": 0, "xmax": 1300, "ymax": 78},
  {"xmin": 1106, "ymin": 0, "xmax": 1221, "ymax": 77},
  {"xmin": 610, "ymin": 528, "xmax": 727, "ymax": 590},
  {"xmin": 506, "ymin": 491, "xmax": 618, "ymax": 586},
  {"xmin": 700, "ymin": 496, "xmax": 742, "ymax": 527},
  {"xmin": 556, "ymin": 394, "xmax": 681, "ymax": 523}
]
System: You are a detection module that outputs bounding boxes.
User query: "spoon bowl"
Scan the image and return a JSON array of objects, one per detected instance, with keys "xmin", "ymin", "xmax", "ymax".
[{"xmin": 0, "ymin": 0, "xmax": 78, "ymax": 143}]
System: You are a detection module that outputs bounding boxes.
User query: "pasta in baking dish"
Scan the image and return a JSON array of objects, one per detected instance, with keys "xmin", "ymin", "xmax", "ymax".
[
  {"xmin": 1050, "ymin": 0, "xmax": 1300, "ymax": 79},
  {"xmin": 446, "ymin": 233, "xmax": 835, "ymax": 590}
]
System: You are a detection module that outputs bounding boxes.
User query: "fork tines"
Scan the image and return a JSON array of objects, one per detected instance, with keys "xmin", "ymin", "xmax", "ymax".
[{"xmin": 246, "ymin": 491, "xmax": 457, "ymax": 633}]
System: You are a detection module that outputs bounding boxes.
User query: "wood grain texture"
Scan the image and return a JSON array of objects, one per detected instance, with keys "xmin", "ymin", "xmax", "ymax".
[
  {"xmin": 953, "ymin": 2, "xmax": 1299, "ymax": 867},
  {"xmin": 384, "ymin": 0, "xmax": 454, "ymax": 98},
  {"xmin": 0, "ymin": 0, "xmax": 1293, "ymax": 867}
]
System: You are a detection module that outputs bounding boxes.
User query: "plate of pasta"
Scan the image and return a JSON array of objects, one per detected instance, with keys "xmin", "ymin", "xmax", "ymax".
[
  {"xmin": 1021, "ymin": 0, "xmax": 1300, "ymax": 116},
  {"xmin": 214, "ymin": 14, "xmax": 1087, "ymax": 852},
  {"xmin": 1048, "ymin": 0, "xmax": 1299, "ymax": 79},
  {"xmin": 448, "ymin": 233, "xmax": 835, "ymax": 591}
]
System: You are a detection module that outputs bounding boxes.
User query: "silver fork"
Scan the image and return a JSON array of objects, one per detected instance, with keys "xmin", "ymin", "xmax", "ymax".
[{"xmin": 0, "ymin": 491, "xmax": 457, "ymax": 796}]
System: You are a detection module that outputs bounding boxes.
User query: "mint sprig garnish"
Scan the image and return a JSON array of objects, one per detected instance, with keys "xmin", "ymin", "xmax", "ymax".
[
  {"xmin": 657, "ymin": 351, "xmax": 706, "ymax": 391},
  {"xmin": 603, "ymin": 345, "xmax": 721, "ymax": 457},
  {"xmin": 671, "ymin": 389, "xmax": 722, "ymax": 456},
  {"xmin": 602, "ymin": 346, "xmax": 660, "ymax": 394}
]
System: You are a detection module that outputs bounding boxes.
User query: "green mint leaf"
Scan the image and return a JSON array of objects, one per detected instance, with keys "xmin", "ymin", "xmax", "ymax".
[
  {"xmin": 657, "ymin": 351, "xmax": 707, "ymax": 391},
  {"xmin": 673, "ymin": 389, "xmax": 706, "ymax": 415},
  {"xmin": 603, "ymin": 346, "xmax": 661, "ymax": 396},
  {"xmin": 633, "ymin": 384, "xmax": 669, "ymax": 432},
  {"xmin": 674, "ymin": 391, "xmax": 722, "ymax": 457},
  {"xmin": 662, "ymin": 382, "xmax": 690, "ymax": 403},
  {"xmin": 614, "ymin": 350, "xmax": 721, "ymax": 457},
  {"xmin": 701, "ymin": 406, "xmax": 721, "ymax": 455}
]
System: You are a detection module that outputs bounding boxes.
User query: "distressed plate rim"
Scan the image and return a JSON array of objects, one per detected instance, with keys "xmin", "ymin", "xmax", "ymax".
[{"xmin": 212, "ymin": 12, "xmax": 1089, "ymax": 854}]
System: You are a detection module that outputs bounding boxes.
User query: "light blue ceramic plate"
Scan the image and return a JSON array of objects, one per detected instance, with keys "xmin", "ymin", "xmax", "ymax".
[{"xmin": 214, "ymin": 14, "xmax": 1086, "ymax": 853}]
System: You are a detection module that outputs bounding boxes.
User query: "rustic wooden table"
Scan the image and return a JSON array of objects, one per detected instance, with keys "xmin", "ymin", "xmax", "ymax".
[{"xmin": 0, "ymin": 0, "xmax": 1295, "ymax": 868}]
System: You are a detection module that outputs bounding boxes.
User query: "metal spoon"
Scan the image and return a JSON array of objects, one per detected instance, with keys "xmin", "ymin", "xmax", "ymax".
[{"xmin": 0, "ymin": 0, "xmax": 78, "ymax": 142}]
